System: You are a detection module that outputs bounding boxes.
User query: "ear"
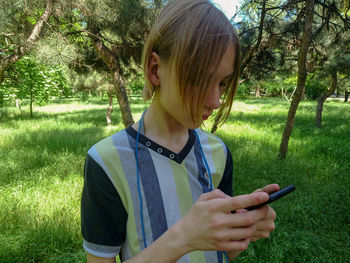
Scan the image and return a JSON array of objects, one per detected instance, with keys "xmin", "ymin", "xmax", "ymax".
[{"xmin": 147, "ymin": 52, "xmax": 161, "ymax": 87}]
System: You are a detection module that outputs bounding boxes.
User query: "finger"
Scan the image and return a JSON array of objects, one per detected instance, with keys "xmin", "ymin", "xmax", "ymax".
[
  {"xmin": 222, "ymin": 206, "xmax": 269, "ymax": 228},
  {"xmin": 251, "ymin": 230, "xmax": 272, "ymax": 239},
  {"xmin": 253, "ymin": 184, "xmax": 280, "ymax": 194},
  {"xmin": 222, "ymin": 192, "xmax": 269, "ymax": 212},
  {"xmin": 215, "ymin": 225, "xmax": 256, "ymax": 241},
  {"xmin": 255, "ymin": 218, "xmax": 276, "ymax": 232},
  {"xmin": 218, "ymin": 238, "xmax": 250, "ymax": 252},
  {"xmin": 198, "ymin": 189, "xmax": 227, "ymax": 201},
  {"xmin": 266, "ymin": 206, "xmax": 276, "ymax": 219},
  {"xmin": 263, "ymin": 184, "xmax": 280, "ymax": 194}
]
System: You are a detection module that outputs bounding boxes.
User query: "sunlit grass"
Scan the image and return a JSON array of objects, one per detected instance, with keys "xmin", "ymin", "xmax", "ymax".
[{"xmin": 0, "ymin": 96, "xmax": 349, "ymax": 262}]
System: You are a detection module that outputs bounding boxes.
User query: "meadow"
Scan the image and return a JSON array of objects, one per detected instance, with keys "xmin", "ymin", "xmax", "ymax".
[{"xmin": 0, "ymin": 96, "xmax": 349, "ymax": 263}]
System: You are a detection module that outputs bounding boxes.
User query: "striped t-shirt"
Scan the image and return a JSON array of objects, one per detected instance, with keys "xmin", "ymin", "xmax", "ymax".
[{"xmin": 81, "ymin": 125, "xmax": 233, "ymax": 262}]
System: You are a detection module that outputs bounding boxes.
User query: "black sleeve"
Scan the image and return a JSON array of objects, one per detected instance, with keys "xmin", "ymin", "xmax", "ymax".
[
  {"xmin": 217, "ymin": 145, "xmax": 233, "ymax": 197},
  {"xmin": 81, "ymin": 154, "xmax": 127, "ymax": 246}
]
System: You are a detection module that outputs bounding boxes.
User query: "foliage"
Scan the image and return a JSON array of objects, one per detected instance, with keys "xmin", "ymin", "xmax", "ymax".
[
  {"xmin": 263, "ymin": 75, "xmax": 297, "ymax": 97},
  {"xmin": 304, "ymin": 74, "xmax": 328, "ymax": 100},
  {"xmin": 237, "ymin": 76, "xmax": 297, "ymax": 98},
  {"xmin": 127, "ymin": 74, "xmax": 144, "ymax": 95},
  {"xmin": 0, "ymin": 57, "xmax": 71, "ymax": 106},
  {"xmin": 236, "ymin": 0, "xmax": 350, "ymax": 97}
]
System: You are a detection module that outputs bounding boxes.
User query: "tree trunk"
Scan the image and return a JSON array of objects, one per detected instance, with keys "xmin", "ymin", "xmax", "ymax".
[
  {"xmin": 255, "ymin": 85, "xmax": 261, "ymax": 97},
  {"xmin": 345, "ymin": 90, "xmax": 349, "ymax": 102},
  {"xmin": 336, "ymin": 86, "xmax": 340, "ymax": 97},
  {"xmin": 30, "ymin": 92, "xmax": 33, "ymax": 119},
  {"xmin": 315, "ymin": 72, "xmax": 337, "ymax": 128},
  {"xmin": 106, "ymin": 89, "xmax": 113, "ymax": 126},
  {"xmin": 241, "ymin": 0, "xmax": 267, "ymax": 73},
  {"xmin": 279, "ymin": 0, "xmax": 315, "ymax": 159},
  {"xmin": 88, "ymin": 25, "xmax": 134, "ymax": 127},
  {"xmin": 0, "ymin": 0, "xmax": 54, "ymax": 86}
]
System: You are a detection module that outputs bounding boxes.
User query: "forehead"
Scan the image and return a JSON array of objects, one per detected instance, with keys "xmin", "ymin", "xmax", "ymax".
[{"xmin": 214, "ymin": 45, "xmax": 236, "ymax": 79}]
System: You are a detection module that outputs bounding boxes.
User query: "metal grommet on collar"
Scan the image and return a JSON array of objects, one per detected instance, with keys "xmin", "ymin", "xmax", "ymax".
[
  {"xmin": 169, "ymin": 153, "xmax": 175, "ymax": 159},
  {"xmin": 157, "ymin": 148, "xmax": 163, "ymax": 153},
  {"xmin": 146, "ymin": 141, "xmax": 151, "ymax": 147}
]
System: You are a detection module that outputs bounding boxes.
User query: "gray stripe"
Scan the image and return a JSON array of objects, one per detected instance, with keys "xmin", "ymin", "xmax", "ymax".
[
  {"xmin": 151, "ymin": 154, "xmax": 192, "ymax": 263},
  {"xmin": 121, "ymin": 236, "xmax": 131, "ymax": 260},
  {"xmin": 194, "ymin": 138, "xmax": 212, "ymax": 192},
  {"xmin": 83, "ymin": 239, "xmax": 120, "ymax": 255},
  {"xmin": 184, "ymin": 146, "xmax": 206, "ymax": 202},
  {"xmin": 196, "ymin": 129, "xmax": 217, "ymax": 182},
  {"xmin": 150, "ymin": 153, "xmax": 182, "ymax": 228},
  {"xmin": 128, "ymin": 136, "xmax": 168, "ymax": 242}
]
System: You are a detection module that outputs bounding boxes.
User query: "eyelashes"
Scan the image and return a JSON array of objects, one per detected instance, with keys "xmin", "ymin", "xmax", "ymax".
[{"xmin": 219, "ymin": 82, "xmax": 227, "ymax": 92}]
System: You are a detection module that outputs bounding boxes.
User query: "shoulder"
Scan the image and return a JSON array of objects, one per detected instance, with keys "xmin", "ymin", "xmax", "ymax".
[
  {"xmin": 194, "ymin": 128, "xmax": 228, "ymax": 156},
  {"xmin": 87, "ymin": 128, "xmax": 132, "ymax": 168}
]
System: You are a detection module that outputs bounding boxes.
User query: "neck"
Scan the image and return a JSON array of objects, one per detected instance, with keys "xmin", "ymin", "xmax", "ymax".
[{"xmin": 142, "ymin": 98, "xmax": 189, "ymax": 153}]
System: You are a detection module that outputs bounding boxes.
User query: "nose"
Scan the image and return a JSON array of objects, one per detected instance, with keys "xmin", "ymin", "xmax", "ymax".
[{"xmin": 205, "ymin": 85, "xmax": 221, "ymax": 110}]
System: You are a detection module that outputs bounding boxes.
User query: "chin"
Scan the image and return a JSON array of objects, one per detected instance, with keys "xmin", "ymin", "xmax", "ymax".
[{"xmin": 187, "ymin": 121, "xmax": 202, "ymax": 130}]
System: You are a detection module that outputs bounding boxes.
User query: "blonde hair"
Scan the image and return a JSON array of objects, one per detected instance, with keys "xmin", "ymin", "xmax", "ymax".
[{"xmin": 142, "ymin": 0, "xmax": 240, "ymax": 126}]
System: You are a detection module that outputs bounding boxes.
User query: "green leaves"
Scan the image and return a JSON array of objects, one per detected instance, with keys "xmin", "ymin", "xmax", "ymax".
[{"xmin": 0, "ymin": 57, "xmax": 70, "ymax": 107}]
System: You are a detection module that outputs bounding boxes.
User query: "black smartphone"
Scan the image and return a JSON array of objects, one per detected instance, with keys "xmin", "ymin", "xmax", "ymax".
[{"xmin": 244, "ymin": 185, "xmax": 296, "ymax": 211}]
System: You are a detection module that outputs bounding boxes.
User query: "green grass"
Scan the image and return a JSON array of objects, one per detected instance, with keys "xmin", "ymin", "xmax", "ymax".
[{"xmin": 0, "ymin": 96, "xmax": 349, "ymax": 262}]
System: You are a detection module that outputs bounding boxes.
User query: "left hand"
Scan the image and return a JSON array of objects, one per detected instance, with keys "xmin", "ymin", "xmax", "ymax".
[{"xmin": 236, "ymin": 184, "xmax": 279, "ymax": 242}]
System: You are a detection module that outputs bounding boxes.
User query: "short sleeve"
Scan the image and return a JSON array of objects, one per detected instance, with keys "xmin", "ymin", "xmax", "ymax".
[
  {"xmin": 81, "ymin": 154, "xmax": 127, "ymax": 258},
  {"xmin": 217, "ymin": 145, "xmax": 233, "ymax": 197}
]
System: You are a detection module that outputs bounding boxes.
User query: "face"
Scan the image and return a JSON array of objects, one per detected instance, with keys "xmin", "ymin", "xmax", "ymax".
[{"xmin": 150, "ymin": 44, "xmax": 236, "ymax": 129}]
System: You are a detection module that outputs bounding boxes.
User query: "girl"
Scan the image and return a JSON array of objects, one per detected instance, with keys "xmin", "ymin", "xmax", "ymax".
[{"xmin": 81, "ymin": 0, "xmax": 279, "ymax": 262}]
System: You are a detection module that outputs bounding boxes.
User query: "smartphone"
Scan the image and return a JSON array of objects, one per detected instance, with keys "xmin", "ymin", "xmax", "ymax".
[{"xmin": 244, "ymin": 185, "xmax": 296, "ymax": 211}]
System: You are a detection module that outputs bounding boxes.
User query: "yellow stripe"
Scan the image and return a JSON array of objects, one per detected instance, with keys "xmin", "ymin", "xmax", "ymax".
[
  {"xmin": 189, "ymin": 250, "xmax": 207, "ymax": 262},
  {"xmin": 206, "ymin": 133, "xmax": 226, "ymax": 188},
  {"xmin": 171, "ymin": 162, "xmax": 193, "ymax": 217}
]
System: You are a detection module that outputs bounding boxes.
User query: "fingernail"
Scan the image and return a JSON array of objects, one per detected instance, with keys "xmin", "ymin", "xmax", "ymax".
[{"xmin": 260, "ymin": 193, "xmax": 268, "ymax": 201}]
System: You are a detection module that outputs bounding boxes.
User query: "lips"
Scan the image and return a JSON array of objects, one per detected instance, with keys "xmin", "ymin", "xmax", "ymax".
[{"xmin": 202, "ymin": 115, "xmax": 210, "ymax": 120}]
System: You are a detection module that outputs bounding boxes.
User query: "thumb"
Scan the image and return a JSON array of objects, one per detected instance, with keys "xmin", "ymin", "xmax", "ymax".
[
  {"xmin": 235, "ymin": 208, "xmax": 248, "ymax": 214},
  {"xmin": 198, "ymin": 189, "xmax": 227, "ymax": 201}
]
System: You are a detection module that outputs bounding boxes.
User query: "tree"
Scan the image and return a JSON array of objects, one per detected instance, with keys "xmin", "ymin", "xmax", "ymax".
[
  {"xmin": 0, "ymin": 0, "xmax": 55, "ymax": 95},
  {"xmin": 315, "ymin": 53, "xmax": 350, "ymax": 127},
  {"xmin": 62, "ymin": 0, "xmax": 163, "ymax": 127},
  {"xmin": 279, "ymin": 0, "xmax": 315, "ymax": 159},
  {"xmin": 0, "ymin": 57, "xmax": 70, "ymax": 118},
  {"xmin": 225, "ymin": 0, "xmax": 349, "ymax": 157}
]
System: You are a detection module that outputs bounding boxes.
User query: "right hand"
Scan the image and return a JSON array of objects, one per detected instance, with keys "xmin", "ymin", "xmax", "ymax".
[{"xmin": 172, "ymin": 189, "xmax": 269, "ymax": 253}]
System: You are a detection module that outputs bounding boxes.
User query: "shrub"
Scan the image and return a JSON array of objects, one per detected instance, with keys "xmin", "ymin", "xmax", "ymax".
[{"xmin": 305, "ymin": 79, "xmax": 328, "ymax": 100}]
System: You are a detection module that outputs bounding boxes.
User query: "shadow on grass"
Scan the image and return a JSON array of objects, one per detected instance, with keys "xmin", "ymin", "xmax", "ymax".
[
  {"xmin": 1, "ymin": 103, "xmax": 148, "ymax": 127},
  {"xmin": 0, "ymin": 129, "xmax": 98, "ymax": 187}
]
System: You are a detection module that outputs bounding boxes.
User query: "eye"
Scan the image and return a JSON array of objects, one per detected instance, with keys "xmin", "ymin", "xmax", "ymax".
[{"xmin": 219, "ymin": 82, "xmax": 227, "ymax": 92}]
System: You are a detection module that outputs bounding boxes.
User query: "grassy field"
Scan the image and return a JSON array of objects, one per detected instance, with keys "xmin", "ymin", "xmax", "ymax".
[{"xmin": 0, "ymin": 96, "xmax": 349, "ymax": 262}]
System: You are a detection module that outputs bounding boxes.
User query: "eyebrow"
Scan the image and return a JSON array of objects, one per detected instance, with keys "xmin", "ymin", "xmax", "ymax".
[{"xmin": 222, "ymin": 72, "xmax": 234, "ymax": 80}]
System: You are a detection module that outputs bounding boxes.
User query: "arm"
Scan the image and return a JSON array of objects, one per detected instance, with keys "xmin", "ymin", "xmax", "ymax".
[
  {"xmin": 88, "ymin": 189, "xmax": 271, "ymax": 263},
  {"xmin": 124, "ymin": 190, "xmax": 270, "ymax": 263},
  {"xmin": 87, "ymin": 253, "xmax": 116, "ymax": 263}
]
